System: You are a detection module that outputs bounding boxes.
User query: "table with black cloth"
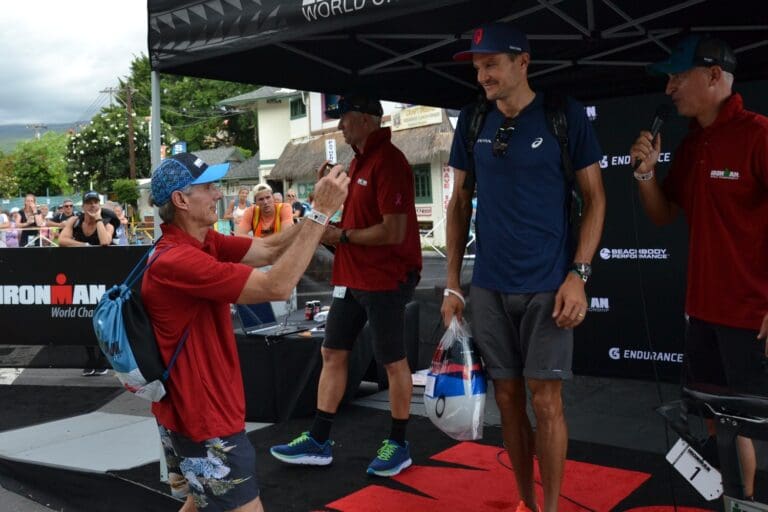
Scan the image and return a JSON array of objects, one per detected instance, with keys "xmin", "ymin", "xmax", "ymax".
[{"xmin": 236, "ymin": 302, "xmax": 420, "ymax": 423}]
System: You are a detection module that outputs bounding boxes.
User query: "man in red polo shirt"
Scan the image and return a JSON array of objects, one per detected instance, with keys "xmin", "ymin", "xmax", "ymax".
[
  {"xmin": 271, "ymin": 94, "xmax": 422, "ymax": 477},
  {"xmin": 142, "ymin": 153, "xmax": 348, "ymax": 512},
  {"xmin": 630, "ymin": 35, "xmax": 768, "ymax": 501}
]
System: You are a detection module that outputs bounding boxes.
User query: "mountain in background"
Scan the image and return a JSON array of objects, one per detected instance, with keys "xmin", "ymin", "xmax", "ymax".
[{"xmin": 0, "ymin": 123, "xmax": 83, "ymax": 153}]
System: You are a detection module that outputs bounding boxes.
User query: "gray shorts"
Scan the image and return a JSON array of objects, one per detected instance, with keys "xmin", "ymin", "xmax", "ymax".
[
  {"xmin": 323, "ymin": 273, "xmax": 418, "ymax": 365},
  {"xmin": 470, "ymin": 286, "xmax": 573, "ymax": 380}
]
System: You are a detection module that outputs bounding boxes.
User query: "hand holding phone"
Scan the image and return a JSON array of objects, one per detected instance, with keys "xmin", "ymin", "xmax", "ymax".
[{"xmin": 317, "ymin": 160, "xmax": 341, "ymax": 179}]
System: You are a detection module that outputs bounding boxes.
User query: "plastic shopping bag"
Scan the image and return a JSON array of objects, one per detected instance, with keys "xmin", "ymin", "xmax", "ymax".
[{"xmin": 424, "ymin": 317, "xmax": 487, "ymax": 440}]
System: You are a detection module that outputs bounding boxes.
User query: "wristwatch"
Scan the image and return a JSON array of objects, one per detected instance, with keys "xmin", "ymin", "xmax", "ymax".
[
  {"xmin": 570, "ymin": 262, "xmax": 592, "ymax": 283},
  {"xmin": 305, "ymin": 210, "xmax": 329, "ymax": 226},
  {"xmin": 339, "ymin": 229, "xmax": 350, "ymax": 244}
]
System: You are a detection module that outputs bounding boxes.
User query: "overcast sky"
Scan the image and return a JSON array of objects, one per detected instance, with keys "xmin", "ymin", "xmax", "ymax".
[{"xmin": 0, "ymin": 1, "xmax": 147, "ymax": 125}]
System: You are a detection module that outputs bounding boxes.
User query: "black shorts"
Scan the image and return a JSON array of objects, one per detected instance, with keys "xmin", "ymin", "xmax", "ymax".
[
  {"xmin": 323, "ymin": 272, "xmax": 418, "ymax": 365},
  {"xmin": 158, "ymin": 425, "xmax": 260, "ymax": 511},
  {"xmin": 684, "ymin": 316, "xmax": 768, "ymax": 395},
  {"xmin": 470, "ymin": 287, "xmax": 573, "ymax": 380}
]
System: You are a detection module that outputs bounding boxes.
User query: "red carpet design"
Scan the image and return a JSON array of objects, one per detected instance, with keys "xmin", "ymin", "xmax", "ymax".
[{"xmin": 325, "ymin": 442, "xmax": 712, "ymax": 511}]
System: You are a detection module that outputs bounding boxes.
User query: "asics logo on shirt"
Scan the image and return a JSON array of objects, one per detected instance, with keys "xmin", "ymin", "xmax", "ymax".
[{"xmin": 531, "ymin": 137, "xmax": 543, "ymax": 149}]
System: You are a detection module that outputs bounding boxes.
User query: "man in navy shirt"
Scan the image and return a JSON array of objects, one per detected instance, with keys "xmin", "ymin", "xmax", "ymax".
[{"xmin": 441, "ymin": 22, "xmax": 605, "ymax": 512}]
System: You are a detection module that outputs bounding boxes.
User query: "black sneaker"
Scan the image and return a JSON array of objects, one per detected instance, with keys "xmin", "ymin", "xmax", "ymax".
[
  {"xmin": 81, "ymin": 369, "xmax": 95, "ymax": 377},
  {"xmin": 94, "ymin": 368, "xmax": 109, "ymax": 376}
]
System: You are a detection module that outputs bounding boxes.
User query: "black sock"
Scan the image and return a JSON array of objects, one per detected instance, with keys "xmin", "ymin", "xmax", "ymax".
[
  {"xmin": 389, "ymin": 417, "xmax": 409, "ymax": 445},
  {"xmin": 309, "ymin": 410, "xmax": 335, "ymax": 443}
]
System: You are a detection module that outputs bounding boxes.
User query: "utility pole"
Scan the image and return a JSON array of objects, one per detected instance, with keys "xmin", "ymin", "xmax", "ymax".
[
  {"xmin": 26, "ymin": 123, "xmax": 47, "ymax": 140},
  {"xmin": 99, "ymin": 87, "xmax": 120, "ymax": 107},
  {"xmin": 124, "ymin": 84, "xmax": 137, "ymax": 180}
]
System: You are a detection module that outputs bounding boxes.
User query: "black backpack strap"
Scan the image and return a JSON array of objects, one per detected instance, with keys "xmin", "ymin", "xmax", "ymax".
[
  {"xmin": 543, "ymin": 91, "xmax": 575, "ymax": 185},
  {"xmin": 544, "ymin": 91, "xmax": 584, "ymax": 242},
  {"xmin": 162, "ymin": 327, "xmax": 191, "ymax": 381},
  {"xmin": 462, "ymin": 91, "xmax": 491, "ymax": 191},
  {"xmin": 124, "ymin": 236, "xmax": 165, "ymax": 289}
]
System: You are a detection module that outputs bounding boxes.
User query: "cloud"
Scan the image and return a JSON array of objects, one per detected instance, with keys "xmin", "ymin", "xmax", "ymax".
[{"xmin": 0, "ymin": 1, "xmax": 146, "ymax": 125}]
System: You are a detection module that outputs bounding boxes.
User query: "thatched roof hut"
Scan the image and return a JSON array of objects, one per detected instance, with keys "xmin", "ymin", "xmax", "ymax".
[{"xmin": 269, "ymin": 111, "xmax": 454, "ymax": 181}]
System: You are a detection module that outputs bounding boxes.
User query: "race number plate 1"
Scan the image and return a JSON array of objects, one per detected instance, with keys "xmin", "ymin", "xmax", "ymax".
[{"xmin": 665, "ymin": 438, "xmax": 722, "ymax": 501}]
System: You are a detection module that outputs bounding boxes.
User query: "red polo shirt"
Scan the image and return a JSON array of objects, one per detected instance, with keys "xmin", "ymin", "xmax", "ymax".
[
  {"xmin": 333, "ymin": 127, "xmax": 422, "ymax": 291},
  {"xmin": 142, "ymin": 223, "xmax": 252, "ymax": 441},
  {"xmin": 663, "ymin": 94, "xmax": 768, "ymax": 330}
]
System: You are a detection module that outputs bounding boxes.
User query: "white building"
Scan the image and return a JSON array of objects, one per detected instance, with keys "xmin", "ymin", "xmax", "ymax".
[{"xmin": 220, "ymin": 88, "xmax": 455, "ymax": 248}]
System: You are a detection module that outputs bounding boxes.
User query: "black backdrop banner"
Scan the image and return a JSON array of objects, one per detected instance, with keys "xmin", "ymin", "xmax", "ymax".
[
  {"xmin": 0, "ymin": 246, "xmax": 149, "ymax": 345},
  {"xmin": 572, "ymin": 79, "xmax": 768, "ymax": 380}
]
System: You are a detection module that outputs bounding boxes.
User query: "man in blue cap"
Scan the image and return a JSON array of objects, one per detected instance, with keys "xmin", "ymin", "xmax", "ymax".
[
  {"xmin": 442, "ymin": 22, "xmax": 606, "ymax": 512},
  {"xmin": 630, "ymin": 35, "xmax": 768, "ymax": 501},
  {"xmin": 142, "ymin": 152, "xmax": 349, "ymax": 511}
]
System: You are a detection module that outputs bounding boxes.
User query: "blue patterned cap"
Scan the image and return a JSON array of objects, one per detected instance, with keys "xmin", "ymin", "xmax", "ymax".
[{"xmin": 151, "ymin": 153, "xmax": 229, "ymax": 206}]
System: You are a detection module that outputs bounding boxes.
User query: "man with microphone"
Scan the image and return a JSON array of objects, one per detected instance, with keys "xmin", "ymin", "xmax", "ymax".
[{"xmin": 630, "ymin": 34, "xmax": 768, "ymax": 501}]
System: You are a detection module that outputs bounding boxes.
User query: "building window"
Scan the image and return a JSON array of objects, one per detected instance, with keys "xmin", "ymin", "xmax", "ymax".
[
  {"xmin": 412, "ymin": 164, "xmax": 432, "ymax": 203},
  {"xmin": 290, "ymin": 97, "xmax": 307, "ymax": 119}
]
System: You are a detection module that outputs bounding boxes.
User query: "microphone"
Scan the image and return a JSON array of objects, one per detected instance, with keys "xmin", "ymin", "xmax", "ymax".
[{"xmin": 634, "ymin": 104, "xmax": 673, "ymax": 171}]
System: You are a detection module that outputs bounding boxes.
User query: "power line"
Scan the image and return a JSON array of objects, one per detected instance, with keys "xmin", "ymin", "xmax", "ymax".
[
  {"xmin": 99, "ymin": 87, "xmax": 121, "ymax": 107},
  {"xmin": 71, "ymin": 92, "xmax": 110, "ymax": 132},
  {"xmin": 132, "ymin": 90, "xmax": 247, "ymax": 120}
]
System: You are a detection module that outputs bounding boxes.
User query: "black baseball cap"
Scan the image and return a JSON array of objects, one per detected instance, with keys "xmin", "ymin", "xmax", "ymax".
[
  {"xmin": 648, "ymin": 35, "xmax": 736, "ymax": 75},
  {"xmin": 83, "ymin": 191, "xmax": 101, "ymax": 202},
  {"xmin": 325, "ymin": 94, "xmax": 383, "ymax": 119}
]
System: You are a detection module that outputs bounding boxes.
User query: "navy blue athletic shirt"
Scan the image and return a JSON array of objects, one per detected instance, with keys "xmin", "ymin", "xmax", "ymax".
[{"xmin": 449, "ymin": 93, "xmax": 602, "ymax": 294}]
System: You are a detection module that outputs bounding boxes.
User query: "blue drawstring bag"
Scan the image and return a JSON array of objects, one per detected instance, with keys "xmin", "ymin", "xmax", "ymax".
[{"xmin": 92, "ymin": 242, "xmax": 189, "ymax": 402}]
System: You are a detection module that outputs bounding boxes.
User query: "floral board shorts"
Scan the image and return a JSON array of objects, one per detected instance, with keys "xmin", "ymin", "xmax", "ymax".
[{"xmin": 158, "ymin": 424, "xmax": 260, "ymax": 511}]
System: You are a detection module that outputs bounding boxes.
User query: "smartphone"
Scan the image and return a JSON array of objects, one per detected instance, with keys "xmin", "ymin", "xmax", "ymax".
[{"xmin": 322, "ymin": 162, "xmax": 336, "ymax": 176}]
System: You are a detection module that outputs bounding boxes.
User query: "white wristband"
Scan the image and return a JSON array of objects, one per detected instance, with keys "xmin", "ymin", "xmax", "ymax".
[
  {"xmin": 633, "ymin": 169, "xmax": 655, "ymax": 181},
  {"xmin": 443, "ymin": 288, "xmax": 465, "ymax": 305},
  {"xmin": 305, "ymin": 210, "xmax": 329, "ymax": 226}
]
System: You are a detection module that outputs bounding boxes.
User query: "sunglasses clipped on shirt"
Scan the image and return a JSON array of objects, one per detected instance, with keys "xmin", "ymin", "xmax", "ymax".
[{"xmin": 492, "ymin": 117, "xmax": 517, "ymax": 158}]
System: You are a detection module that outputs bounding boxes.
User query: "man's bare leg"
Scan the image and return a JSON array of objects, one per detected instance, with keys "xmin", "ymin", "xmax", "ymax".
[
  {"xmin": 528, "ymin": 379, "xmax": 566, "ymax": 512},
  {"xmin": 316, "ymin": 347, "xmax": 350, "ymax": 413},
  {"xmin": 384, "ymin": 358, "xmax": 412, "ymax": 419},
  {"xmin": 737, "ymin": 435, "xmax": 756, "ymax": 498},
  {"xmin": 494, "ymin": 378, "xmax": 537, "ymax": 510}
]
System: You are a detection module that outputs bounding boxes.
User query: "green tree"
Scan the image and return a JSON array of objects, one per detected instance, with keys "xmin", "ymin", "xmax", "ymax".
[
  {"xmin": 13, "ymin": 132, "xmax": 70, "ymax": 196},
  {"xmin": 66, "ymin": 106, "xmax": 166, "ymax": 192},
  {"xmin": 111, "ymin": 178, "xmax": 140, "ymax": 207},
  {"xmin": 123, "ymin": 55, "xmax": 257, "ymax": 153},
  {"xmin": 0, "ymin": 151, "xmax": 19, "ymax": 197}
]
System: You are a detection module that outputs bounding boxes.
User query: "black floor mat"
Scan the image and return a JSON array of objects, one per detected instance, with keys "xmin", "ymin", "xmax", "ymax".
[
  {"xmin": 0, "ymin": 385, "xmax": 123, "ymax": 432},
  {"xmin": 115, "ymin": 405, "xmax": 768, "ymax": 511}
]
